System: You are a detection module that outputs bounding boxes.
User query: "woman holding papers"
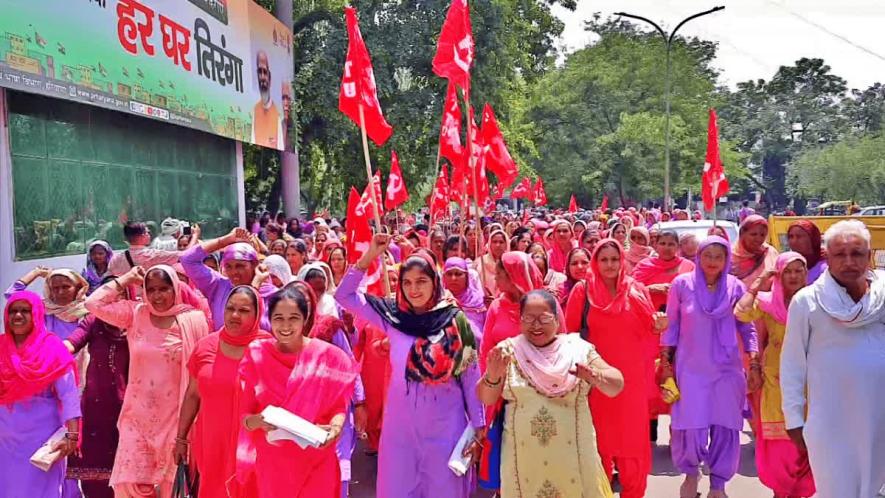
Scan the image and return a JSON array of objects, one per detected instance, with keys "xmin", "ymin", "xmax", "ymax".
[
  {"xmin": 237, "ymin": 283, "xmax": 359, "ymax": 498},
  {"xmin": 478, "ymin": 289, "xmax": 622, "ymax": 498},
  {"xmin": 0, "ymin": 291, "xmax": 81, "ymax": 498},
  {"xmin": 335, "ymin": 234, "xmax": 486, "ymax": 498},
  {"xmin": 174, "ymin": 285, "xmax": 270, "ymax": 498}
]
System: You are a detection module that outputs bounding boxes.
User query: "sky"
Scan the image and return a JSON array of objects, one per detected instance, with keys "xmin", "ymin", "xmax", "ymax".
[{"xmin": 553, "ymin": 0, "xmax": 885, "ymax": 91}]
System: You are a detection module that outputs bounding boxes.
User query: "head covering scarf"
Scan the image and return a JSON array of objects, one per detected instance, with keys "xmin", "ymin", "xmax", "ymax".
[
  {"xmin": 43, "ymin": 269, "xmax": 90, "ymax": 323},
  {"xmin": 143, "ymin": 265, "xmax": 201, "ymax": 317},
  {"xmin": 510, "ymin": 309, "xmax": 587, "ymax": 398},
  {"xmin": 218, "ymin": 285, "xmax": 271, "ymax": 346},
  {"xmin": 731, "ymin": 215, "xmax": 773, "ymax": 280},
  {"xmin": 486, "ymin": 229, "xmax": 511, "ymax": 259},
  {"xmin": 559, "ymin": 247, "xmax": 591, "ymax": 302},
  {"xmin": 1, "ymin": 291, "xmax": 75, "ymax": 406},
  {"xmin": 443, "ymin": 257, "xmax": 486, "ymax": 313},
  {"xmin": 298, "ymin": 262, "xmax": 336, "ymax": 294},
  {"xmin": 625, "ymin": 226, "xmax": 654, "ymax": 269},
  {"xmin": 788, "ymin": 220, "xmax": 826, "ymax": 270},
  {"xmin": 221, "ymin": 243, "xmax": 259, "ymax": 265},
  {"xmin": 757, "ymin": 252, "xmax": 806, "ymax": 325},
  {"xmin": 365, "ymin": 252, "xmax": 476, "ymax": 384},
  {"xmin": 82, "ymin": 240, "xmax": 114, "ymax": 292},
  {"xmin": 546, "ymin": 220, "xmax": 576, "ymax": 273},
  {"xmin": 264, "ymin": 255, "xmax": 294, "ymax": 287},
  {"xmin": 632, "ymin": 242, "xmax": 692, "ymax": 284},
  {"xmin": 584, "ymin": 239, "xmax": 655, "ymax": 319},
  {"xmin": 693, "ymin": 236, "xmax": 740, "ymax": 362}
]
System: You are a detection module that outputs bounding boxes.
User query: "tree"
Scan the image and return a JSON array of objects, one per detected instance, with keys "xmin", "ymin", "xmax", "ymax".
[{"xmin": 789, "ymin": 134, "xmax": 885, "ymax": 205}]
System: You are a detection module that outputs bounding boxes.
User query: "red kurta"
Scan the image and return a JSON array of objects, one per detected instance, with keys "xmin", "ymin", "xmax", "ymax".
[{"xmin": 353, "ymin": 324, "xmax": 391, "ymax": 451}]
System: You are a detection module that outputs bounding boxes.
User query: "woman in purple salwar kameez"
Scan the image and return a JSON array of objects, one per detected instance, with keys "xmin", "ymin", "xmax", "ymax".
[
  {"xmin": 660, "ymin": 236, "xmax": 762, "ymax": 498},
  {"xmin": 443, "ymin": 257, "xmax": 487, "ymax": 344},
  {"xmin": 1, "ymin": 291, "xmax": 81, "ymax": 498},
  {"xmin": 335, "ymin": 234, "xmax": 486, "ymax": 498}
]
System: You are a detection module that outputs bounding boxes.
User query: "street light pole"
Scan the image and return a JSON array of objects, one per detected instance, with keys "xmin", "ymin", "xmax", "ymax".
[{"xmin": 614, "ymin": 6, "xmax": 724, "ymax": 211}]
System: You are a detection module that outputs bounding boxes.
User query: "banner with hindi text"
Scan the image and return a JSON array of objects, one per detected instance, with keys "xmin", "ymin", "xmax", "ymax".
[{"xmin": 0, "ymin": 0, "xmax": 295, "ymax": 151}]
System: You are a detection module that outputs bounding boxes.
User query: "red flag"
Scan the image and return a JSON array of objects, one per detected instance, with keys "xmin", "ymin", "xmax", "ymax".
[
  {"xmin": 600, "ymin": 194, "xmax": 609, "ymax": 212},
  {"xmin": 339, "ymin": 7, "xmax": 393, "ymax": 146},
  {"xmin": 345, "ymin": 187, "xmax": 372, "ymax": 264},
  {"xmin": 702, "ymin": 108, "xmax": 729, "ymax": 211},
  {"xmin": 385, "ymin": 151, "xmax": 409, "ymax": 210},
  {"xmin": 493, "ymin": 182, "xmax": 506, "ymax": 201},
  {"xmin": 533, "ymin": 178, "xmax": 548, "ymax": 206},
  {"xmin": 568, "ymin": 194, "xmax": 578, "ymax": 213},
  {"xmin": 430, "ymin": 164, "xmax": 451, "ymax": 218},
  {"xmin": 480, "ymin": 103, "xmax": 518, "ymax": 188},
  {"xmin": 432, "ymin": 0, "xmax": 474, "ymax": 90},
  {"xmin": 439, "ymin": 83, "xmax": 465, "ymax": 173},
  {"xmin": 511, "ymin": 178, "xmax": 532, "ymax": 200}
]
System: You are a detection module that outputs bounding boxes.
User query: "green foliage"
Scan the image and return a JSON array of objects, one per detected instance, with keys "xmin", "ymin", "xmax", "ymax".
[{"xmin": 789, "ymin": 134, "xmax": 885, "ymax": 205}]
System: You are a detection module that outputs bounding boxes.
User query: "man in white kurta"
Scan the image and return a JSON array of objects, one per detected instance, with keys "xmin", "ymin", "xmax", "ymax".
[{"xmin": 781, "ymin": 220, "xmax": 885, "ymax": 498}]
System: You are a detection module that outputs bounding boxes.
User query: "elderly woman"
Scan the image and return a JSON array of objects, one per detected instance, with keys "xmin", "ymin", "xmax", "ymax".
[
  {"xmin": 6, "ymin": 267, "xmax": 90, "ymax": 341},
  {"xmin": 335, "ymin": 234, "xmax": 485, "ymax": 498},
  {"xmin": 731, "ymin": 215, "xmax": 779, "ymax": 288},
  {"xmin": 1, "ymin": 291, "xmax": 81, "ymax": 498},
  {"xmin": 780, "ymin": 220, "xmax": 885, "ymax": 498},
  {"xmin": 735, "ymin": 253, "xmax": 815, "ymax": 498},
  {"xmin": 175, "ymin": 286, "xmax": 270, "ymax": 498},
  {"xmin": 82, "ymin": 241, "xmax": 114, "ymax": 294},
  {"xmin": 786, "ymin": 220, "xmax": 827, "ymax": 284},
  {"xmin": 443, "ymin": 257, "xmax": 488, "ymax": 342},
  {"xmin": 479, "ymin": 290, "xmax": 621, "ymax": 498},
  {"xmin": 85, "ymin": 265, "xmax": 211, "ymax": 497},
  {"xmin": 660, "ymin": 236, "xmax": 761, "ymax": 498},
  {"xmin": 678, "ymin": 233, "xmax": 700, "ymax": 260},
  {"xmin": 564, "ymin": 240, "xmax": 667, "ymax": 498},
  {"xmin": 268, "ymin": 239, "xmax": 288, "ymax": 257}
]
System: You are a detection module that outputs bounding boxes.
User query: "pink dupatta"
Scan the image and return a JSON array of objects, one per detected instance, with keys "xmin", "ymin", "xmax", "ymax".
[{"xmin": 757, "ymin": 252, "xmax": 807, "ymax": 324}]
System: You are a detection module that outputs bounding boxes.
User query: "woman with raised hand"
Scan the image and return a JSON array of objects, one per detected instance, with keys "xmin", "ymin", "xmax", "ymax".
[
  {"xmin": 174, "ymin": 285, "xmax": 270, "ymax": 498},
  {"xmin": 6, "ymin": 267, "xmax": 90, "ymax": 341},
  {"xmin": 1, "ymin": 291, "xmax": 81, "ymax": 498},
  {"xmin": 731, "ymin": 215, "xmax": 779, "ymax": 288},
  {"xmin": 335, "ymin": 234, "xmax": 485, "ymax": 498},
  {"xmin": 480, "ymin": 289, "xmax": 622, "ymax": 498},
  {"xmin": 85, "ymin": 265, "xmax": 210, "ymax": 497}
]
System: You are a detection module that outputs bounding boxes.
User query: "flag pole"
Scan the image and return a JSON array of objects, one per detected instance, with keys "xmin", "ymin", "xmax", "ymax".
[
  {"xmin": 464, "ymin": 85, "xmax": 487, "ymax": 292},
  {"xmin": 358, "ymin": 103, "xmax": 391, "ymax": 296}
]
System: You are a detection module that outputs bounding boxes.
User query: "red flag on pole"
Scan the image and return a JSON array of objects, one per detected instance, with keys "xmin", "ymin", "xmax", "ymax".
[
  {"xmin": 339, "ymin": 7, "xmax": 393, "ymax": 146},
  {"xmin": 385, "ymin": 151, "xmax": 409, "ymax": 210},
  {"xmin": 430, "ymin": 164, "xmax": 451, "ymax": 218},
  {"xmin": 533, "ymin": 178, "xmax": 548, "ymax": 206},
  {"xmin": 493, "ymin": 182, "xmax": 506, "ymax": 201},
  {"xmin": 568, "ymin": 194, "xmax": 578, "ymax": 213},
  {"xmin": 600, "ymin": 194, "xmax": 609, "ymax": 212},
  {"xmin": 511, "ymin": 178, "xmax": 532, "ymax": 200},
  {"xmin": 439, "ymin": 83, "xmax": 465, "ymax": 172},
  {"xmin": 345, "ymin": 187, "xmax": 372, "ymax": 264},
  {"xmin": 702, "ymin": 108, "xmax": 729, "ymax": 211},
  {"xmin": 432, "ymin": 0, "xmax": 474, "ymax": 90},
  {"xmin": 480, "ymin": 103, "xmax": 518, "ymax": 188}
]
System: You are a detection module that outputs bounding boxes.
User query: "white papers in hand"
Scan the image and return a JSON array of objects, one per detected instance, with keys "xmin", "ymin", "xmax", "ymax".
[
  {"xmin": 261, "ymin": 405, "xmax": 329, "ymax": 449},
  {"xmin": 30, "ymin": 427, "xmax": 66, "ymax": 472},
  {"xmin": 448, "ymin": 425, "xmax": 476, "ymax": 476}
]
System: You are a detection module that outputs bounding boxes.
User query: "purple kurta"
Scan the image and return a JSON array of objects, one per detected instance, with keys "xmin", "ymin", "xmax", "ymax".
[
  {"xmin": 335, "ymin": 268, "xmax": 485, "ymax": 498},
  {"xmin": 329, "ymin": 328, "xmax": 365, "ymax": 498},
  {"xmin": 462, "ymin": 309, "xmax": 486, "ymax": 346},
  {"xmin": 662, "ymin": 273, "xmax": 758, "ymax": 431},
  {"xmin": 0, "ymin": 371, "xmax": 82, "ymax": 498},
  {"xmin": 180, "ymin": 245, "xmax": 271, "ymax": 332}
]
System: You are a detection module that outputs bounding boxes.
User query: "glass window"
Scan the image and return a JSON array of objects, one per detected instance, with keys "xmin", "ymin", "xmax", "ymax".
[{"xmin": 7, "ymin": 91, "xmax": 238, "ymax": 261}]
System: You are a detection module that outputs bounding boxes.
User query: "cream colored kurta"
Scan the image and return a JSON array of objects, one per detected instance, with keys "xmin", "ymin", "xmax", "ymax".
[{"xmin": 499, "ymin": 339, "xmax": 613, "ymax": 498}]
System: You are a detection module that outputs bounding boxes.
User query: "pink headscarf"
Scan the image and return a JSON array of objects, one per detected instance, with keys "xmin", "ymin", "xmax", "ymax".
[
  {"xmin": 1, "ymin": 291, "xmax": 75, "ymax": 406},
  {"xmin": 625, "ymin": 226, "xmax": 654, "ymax": 272},
  {"xmin": 757, "ymin": 252, "xmax": 807, "ymax": 324},
  {"xmin": 546, "ymin": 219, "xmax": 576, "ymax": 273}
]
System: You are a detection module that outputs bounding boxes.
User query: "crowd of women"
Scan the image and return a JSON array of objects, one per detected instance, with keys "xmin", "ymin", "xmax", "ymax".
[{"xmin": 1, "ymin": 205, "xmax": 883, "ymax": 498}]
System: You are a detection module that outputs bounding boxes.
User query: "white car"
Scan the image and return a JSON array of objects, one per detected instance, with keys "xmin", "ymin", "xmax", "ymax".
[
  {"xmin": 858, "ymin": 205, "xmax": 885, "ymax": 216},
  {"xmin": 653, "ymin": 220, "xmax": 739, "ymax": 243}
]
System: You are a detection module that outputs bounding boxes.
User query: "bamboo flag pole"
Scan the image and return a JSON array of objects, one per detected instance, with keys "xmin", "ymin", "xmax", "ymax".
[
  {"xmin": 463, "ymin": 85, "xmax": 487, "ymax": 292},
  {"xmin": 358, "ymin": 103, "xmax": 391, "ymax": 296}
]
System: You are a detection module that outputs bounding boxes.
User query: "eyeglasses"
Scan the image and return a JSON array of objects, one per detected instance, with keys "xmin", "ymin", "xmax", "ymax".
[{"xmin": 520, "ymin": 313, "xmax": 556, "ymax": 326}]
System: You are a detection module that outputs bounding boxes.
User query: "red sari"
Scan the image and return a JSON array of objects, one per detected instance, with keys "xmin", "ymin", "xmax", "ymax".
[
  {"xmin": 353, "ymin": 323, "xmax": 391, "ymax": 451},
  {"xmin": 236, "ymin": 338, "xmax": 359, "ymax": 498},
  {"xmin": 564, "ymin": 239, "xmax": 656, "ymax": 498}
]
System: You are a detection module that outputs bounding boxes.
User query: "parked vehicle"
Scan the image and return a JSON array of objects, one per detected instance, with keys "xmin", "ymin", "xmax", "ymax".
[{"xmin": 655, "ymin": 220, "xmax": 739, "ymax": 243}]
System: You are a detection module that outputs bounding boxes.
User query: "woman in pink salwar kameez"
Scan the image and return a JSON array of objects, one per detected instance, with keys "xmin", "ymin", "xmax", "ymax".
[
  {"xmin": 85, "ymin": 265, "xmax": 210, "ymax": 498},
  {"xmin": 236, "ymin": 283, "xmax": 359, "ymax": 498}
]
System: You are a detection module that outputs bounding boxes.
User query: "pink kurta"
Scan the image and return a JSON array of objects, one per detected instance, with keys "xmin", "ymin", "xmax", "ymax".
[{"xmin": 85, "ymin": 285, "xmax": 209, "ymax": 493}]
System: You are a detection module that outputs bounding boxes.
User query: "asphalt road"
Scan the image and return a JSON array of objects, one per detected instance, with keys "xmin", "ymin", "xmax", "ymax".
[{"xmin": 349, "ymin": 416, "xmax": 771, "ymax": 497}]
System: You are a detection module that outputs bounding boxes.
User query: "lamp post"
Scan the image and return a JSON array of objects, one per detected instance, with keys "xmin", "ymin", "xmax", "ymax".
[{"xmin": 614, "ymin": 6, "xmax": 724, "ymax": 211}]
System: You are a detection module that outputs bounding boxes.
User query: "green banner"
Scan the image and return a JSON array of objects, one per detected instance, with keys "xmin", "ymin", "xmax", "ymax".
[{"xmin": 0, "ymin": 0, "xmax": 295, "ymax": 151}]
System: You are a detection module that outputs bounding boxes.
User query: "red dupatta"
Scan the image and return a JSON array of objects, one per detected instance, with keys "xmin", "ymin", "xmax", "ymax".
[
  {"xmin": 1, "ymin": 291, "xmax": 75, "ymax": 406},
  {"xmin": 585, "ymin": 239, "xmax": 655, "ymax": 321}
]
